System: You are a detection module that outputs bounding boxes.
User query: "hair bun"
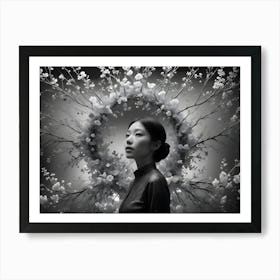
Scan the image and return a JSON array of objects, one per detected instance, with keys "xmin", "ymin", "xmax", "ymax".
[
  {"xmin": 163, "ymin": 142, "xmax": 170, "ymax": 155},
  {"xmin": 154, "ymin": 142, "xmax": 170, "ymax": 162},
  {"xmin": 164, "ymin": 142, "xmax": 170, "ymax": 149}
]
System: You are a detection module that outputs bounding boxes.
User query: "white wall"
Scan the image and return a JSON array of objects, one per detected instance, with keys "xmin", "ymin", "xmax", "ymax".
[{"xmin": 0, "ymin": 0, "xmax": 279, "ymax": 279}]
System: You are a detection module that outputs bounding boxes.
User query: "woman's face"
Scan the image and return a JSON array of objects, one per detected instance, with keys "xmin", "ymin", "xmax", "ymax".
[{"xmin": 125, "ymin": 121, "xmax": 160, "ymax": 160}]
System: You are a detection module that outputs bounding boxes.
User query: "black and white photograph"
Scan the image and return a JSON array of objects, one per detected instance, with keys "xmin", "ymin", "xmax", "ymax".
[
  {"xmin": 39, "ymin": 65, "xmax": 241, "ymax": 214},
  {"xmin": 20, "ymin": 45, "xmax": 260, "ymax": 232}
]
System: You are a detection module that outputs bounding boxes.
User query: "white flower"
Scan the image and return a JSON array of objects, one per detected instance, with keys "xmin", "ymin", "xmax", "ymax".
[
  {"xmin": 178, "ymin": 143, "xmax": 189, "ymax": 151},
  {"xmin": 166, "ymin": 177, "xmax": 172, "ymax": 185},
  {"xmin": 40, "ymin": 195, "xmax": 48, "ymax": 205},
  {"xmin": 218, "ymin": 68, "xmax": 225, "ymax": 76},
  {"xmin": 114, "ymin": 195, "xmax": 120, "ymax": 202},
  {"xmin": 134, "ymin": 73, "xmax": 143, "ymax": 80},
  {"xmin": 163, "ymin": 66, "xmax": 172, "ymax": 72},
  {"xmin": 50, "ymin": 194, "xmax": 59, "ymax": 203},
  {"xmin": 89, "ymin": 82, "xmax": 95, "ymax": 88},
  {"xmin": 213, "ymin": 81, "xmax": 224, "ymax": 89},
  {"xmin": 89, "ymin": 96, "xmax": 99, "ymax": 106},
  {"xmin": 188, "ymin": 134, "xmax": 195, "ymax": 141},
  {"xmin": 67, "ymin": 182, "xmax": 72, "ymax": 187},
  {"xmin": 156, "ymin": 90, "xmax": 166, "ymax": 102},
  {"xmin": 233, "ymin": 173, "xmax": 240, "ymax": 184},
  {"xmin": 66, "ymin": 78, "xmax": 74, "ymax": 85},
  {"xmin": 106, "ymin": 175, "xmax": 114, "ymax": 182},
  {"xmin": 85, "ymin": 137, "xmax": 91, "ymax": 143},
  {"xmin": 220, "ymin": 195, "xmax": 227, "ymax": 204},
  {"xmin": 126, "ymin": 69, "xmax": 133, "ymax": 76},
  {"xmin": 212, "ymin": 178, "xmax": 219, "ymax": 188},
  {"xmin": 49, "ymin": 78, "xmax": 58, "ymax": 85},
  {"xmin": 104, "ymin": 105, "xmax": 113, "ymax": 115},
  {"xmin": 166, "ymin": 110, "xmax": 172, "ymax": 117},
  {"xmin": 117, "ymin": 96, "xmax": 127, "ymax": 104},
  {"xmin": 52, "ymin": 182, "xmax": 61, "ymax": 191},
  {"xmin": 147, "ymin": 82, "xmax": 156, "ymax": 89},
  {"xmin": 213, "ymin": 76, "xmax": 225, "ymax": 89},
  {"xmin": 58, "ymin": 74, "xmax": 65, "ymax": 80},
  {"xmin": 230, "ymin": 114, "xmax": 238, "ymax": 122},
  {"xmin": 122, "ymin": 66, "xmax": 131, "ymax": 71},
  {"xmin": 219, "ymin": 171, "xmax": 228, "ymax": 185},
  {"xmin": 169, "ymin": 98, "xmax": 179, "ymax": 110},
  {"xmin": 226, "ymin": 100, "xmax": 233, "ymax": 107},
  {"xmin": 167, "ymin": 72, "xmax": 174, "ymax": 78},
  {"xmin": 175, "ymin": 205, "xmax": 184, "ymax": 212},
  {"xmin": 133, "ymin": 81, "xmax": 142, "ymax": 88},
  {"xmin": 225, "ymin": 182, "xmax": 233, "ymax": 189},
  {"xmin": 94, "ymin": 120, "xmax": 101, "ymax": 126},
  {"xmin": 171, "ymin": 175, "xmax": 180, "ymax": 183}
]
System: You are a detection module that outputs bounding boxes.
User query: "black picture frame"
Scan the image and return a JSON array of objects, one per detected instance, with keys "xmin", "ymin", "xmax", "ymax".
[{"xmin": 19, "ymin": 45, "xmax": 261, "ymax": 233}]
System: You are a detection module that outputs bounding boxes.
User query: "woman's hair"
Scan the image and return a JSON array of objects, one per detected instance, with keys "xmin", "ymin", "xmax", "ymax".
[{"xmin": 127, "ymin": 117, "xmax": 170, "ymax": 162}]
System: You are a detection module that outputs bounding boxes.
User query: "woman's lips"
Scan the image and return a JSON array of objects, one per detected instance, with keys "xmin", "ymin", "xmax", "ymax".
[{"xmin": 125, "ymin": 147, "xmax": 134, "ymax": 152}]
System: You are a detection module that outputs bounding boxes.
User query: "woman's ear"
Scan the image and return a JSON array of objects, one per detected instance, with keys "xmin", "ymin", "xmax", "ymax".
[{"xmin": 152, "ymin": 140, "xmax": 162, "ymax": 152}]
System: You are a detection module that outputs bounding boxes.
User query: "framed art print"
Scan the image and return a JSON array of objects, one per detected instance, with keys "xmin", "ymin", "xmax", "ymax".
[{"xmin": 19, "ymin": 45, "xmax": 261, "ymax": 233}]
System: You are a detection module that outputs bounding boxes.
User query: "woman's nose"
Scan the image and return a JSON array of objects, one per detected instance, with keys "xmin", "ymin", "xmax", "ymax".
[{"xmin": 126, "ymin": 135, "xmax": 133, "ymax": 145}]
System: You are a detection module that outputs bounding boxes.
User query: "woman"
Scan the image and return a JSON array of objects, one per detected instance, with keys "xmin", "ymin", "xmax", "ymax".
[{"xmin": 119, "ymin": 117, "xmax": 171, "ymax": 213}]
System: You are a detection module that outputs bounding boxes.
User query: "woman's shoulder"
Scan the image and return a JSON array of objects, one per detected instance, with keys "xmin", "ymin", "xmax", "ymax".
[
  {"xmin": 147, "ymin": 169, "xmax": 168, "ymax": 185},
  {"xmin": 144, "ymin": 169, "xmax": 170, "ymax": 197}
]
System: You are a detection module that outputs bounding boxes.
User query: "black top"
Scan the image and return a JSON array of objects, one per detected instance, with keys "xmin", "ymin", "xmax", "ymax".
[{"xmin": 118, "ymin": 162, "xmax": 171, "ymax": 213}]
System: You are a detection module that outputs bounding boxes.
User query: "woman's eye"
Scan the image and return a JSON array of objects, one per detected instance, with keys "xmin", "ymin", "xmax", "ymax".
[{"xmin": 136, "ymin": 133, "xmax": 142, "ymax": 136}]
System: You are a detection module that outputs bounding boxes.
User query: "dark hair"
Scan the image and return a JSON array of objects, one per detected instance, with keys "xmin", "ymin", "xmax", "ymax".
[{"xmin": 127, "ymin": 117, "xmax": 170, "ymax": 162}]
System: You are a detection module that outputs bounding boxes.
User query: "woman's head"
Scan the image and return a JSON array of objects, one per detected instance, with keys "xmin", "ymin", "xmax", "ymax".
[{"xmin": 125, "ymin": 117, "xmax": 170, "ymax": 163}]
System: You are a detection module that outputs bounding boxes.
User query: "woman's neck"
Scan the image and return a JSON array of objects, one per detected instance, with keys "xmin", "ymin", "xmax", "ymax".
[{"xmin": 135, "ymin": 158, "xmax": 154, "ymax": 170}]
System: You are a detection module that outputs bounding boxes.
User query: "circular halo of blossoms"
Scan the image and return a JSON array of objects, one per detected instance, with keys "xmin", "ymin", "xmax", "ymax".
[{"xmin": 77, "ymin": 82, "xmax": 201, "ymax": 192}]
